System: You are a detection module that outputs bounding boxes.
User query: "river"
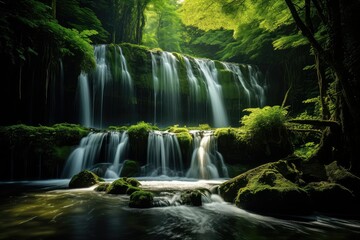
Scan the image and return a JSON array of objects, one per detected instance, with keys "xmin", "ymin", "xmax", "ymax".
[{"xmin": 0, "ymin": 179, "xmax": 359, "ymax": 240}]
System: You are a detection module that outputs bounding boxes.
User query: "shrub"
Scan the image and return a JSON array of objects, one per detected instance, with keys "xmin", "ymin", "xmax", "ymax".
[{"xmin": 240, "ymin": 106, "xmax": 288, "ymax": 142}]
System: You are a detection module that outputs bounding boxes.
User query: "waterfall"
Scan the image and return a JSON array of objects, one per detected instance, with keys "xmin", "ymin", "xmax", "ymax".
[
  {"xmin": 151, "ymin": 52, "xmax": 181, "ymax": 126},
  {"xmin": 78, "ymin": 72, "xmax": 92, "ymax": 127},
  {"xmin": 184, "ymin": 56, "xmax": 203, "ymax": 124},
  {"xmin": 144, "ymin": 131, "xmax": 183, "ymax": 177},
  {"xmin": 186, "ymin": 131, "xmax": 228, "ymax": 179},
  {"xmin": 222, "ymin": 63, "xmax": 266, "ymax": 109},
  {"xmin": 76, "ymin": 45, "xmax": 266, "ymax": 128},
  {"xmin": 194, "ymin": 59, "xmax": 229, "ymax": 128},
  {"xmin": 62, "ymin": 131, "xmax": 129, "ymax": 178}
]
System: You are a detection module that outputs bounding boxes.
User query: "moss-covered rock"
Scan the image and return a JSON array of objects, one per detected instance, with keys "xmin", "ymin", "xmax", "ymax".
[
  {"xmin": 325, "ymin": 161, "xmax": 360, "ymax": 198},
  {"xmin": 127, "ymin": 122, "xmax": 158, "ymax": 164},
  {"xmin": 106, "ymin": 177, "xmax": 141, "ymax": 194},
  {"xmin": 69, "ymin": 170, "xmax": 103, "ymax": 188},
  {"xmin": 94, "ymin": 183, "xmax": 111, "ymax": 192},
  {"xmin": 219, "ymin": 160, "xmax": 302, "ymax": 202},
  {"xmin": 107, "ymin": 178, "xmax": 132, "ymax": 194},
  {"xmin": 304, "ymin": 181, "xmax": 356, "ymax": 214},
  {"xmin": 123, "ymin": 177, "xmax": 141, "ymax": 187},
  {"xmin": 219, "ymin": 160, "xmax": 311, "ymax": 214},
  {"xmin": 129, "ymin": 191, "xmax": 154, "ymax": 208},
  {"xmin": 120, "ymin": 160, "xmax": 140, "ymax": 177},
  {"xmin": 180, "ymin": 190, "xmax": 202, "ymax": 206},
  {"xmin": 126, "ymin": 185, "xmax": 141, "ymax": 195},
  {"xmin": 235, "ymin": 170, "xmax": 311, "ymax": 215}
]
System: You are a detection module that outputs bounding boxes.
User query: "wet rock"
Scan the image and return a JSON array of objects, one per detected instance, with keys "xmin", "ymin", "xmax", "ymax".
[
  {"xmin": 304, "ymin": 181, "xmax": 357, "ymax": 214},
  {"xmin": 69, "ymin": 170, "xmax": 104, "ymax": 188},
  {"xmin": 120, "ymin": 160, "xmax": 140, "ymax": 177},
  {"xmin": 220, "ymin": 160, "xmax": 311, "ymax": 215},
  {"xmin": 180, "ymin": 190, "xmax": 202, "ymax": 206},
  {"xmin": 106, "ymin": 178, "xmax": 141, "ymax": 194},
  {"xmin": 129, "ymin": 191, "xmax": 154, "ymax": 208}
]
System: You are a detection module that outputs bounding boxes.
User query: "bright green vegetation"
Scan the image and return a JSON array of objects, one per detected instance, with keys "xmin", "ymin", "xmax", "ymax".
[
  {"xmin": 241, "ymin": 106, "xmax": 288, "ymax": 143},
  {"xmin": 69, "ymin": 170, "xmax": 104, "ymax": 188}
]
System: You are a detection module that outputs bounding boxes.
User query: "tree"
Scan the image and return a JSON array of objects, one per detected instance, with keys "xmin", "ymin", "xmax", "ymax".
[
  {"xmin": 180, "ymin": 0, "xmax": 360, "ymax": 174},
  {"xmin": 143, "ymin": 0, "xmax": 183, "ymax": 52}
]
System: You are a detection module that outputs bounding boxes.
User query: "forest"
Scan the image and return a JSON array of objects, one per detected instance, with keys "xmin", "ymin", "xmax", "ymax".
[{"xmin": 0, "ymin": 0, "xmax": 360, "ymax": 239}]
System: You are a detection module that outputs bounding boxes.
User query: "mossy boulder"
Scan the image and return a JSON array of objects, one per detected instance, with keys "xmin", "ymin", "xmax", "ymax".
[
  {"xmin": 94, "ymin": 183, "xmax": 111, "ymax": 192},
  {"xmin": 106, "ymin": 178, "xmax": 141, "ymax": 194},
  {"xmin": 120, "ymin": 160, "xmax": 140, "ymax": 177},
  {"xmin": 69, "ymin": 170, "xmax": 104, "ymax": 188},
  {"xmin": 325, "ymin": 161, "xmax": 360, "ymax": 198},
  {"xmin": 304, "ymin": 181, "xmax": 356, "ymax": 214},
  {"xmin": 180, "ymin": 190, "xmax": 203, "ymax": 206},
  {"xmin": 129, "ymin": 191, "xmax": 154, "ymax": 208},
  {"xmin": 219, "ymin": 160, "xmax": 302, "ymax": 202},
  {"xmin": 219, "ymin": 160, "xmax": 311, "ymax": 214}
]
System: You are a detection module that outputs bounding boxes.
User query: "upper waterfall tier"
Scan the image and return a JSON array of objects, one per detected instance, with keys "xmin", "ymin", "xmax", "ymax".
[{"xmin": 77, "ymin": 44, "xmax": 266, "ymax": 128}]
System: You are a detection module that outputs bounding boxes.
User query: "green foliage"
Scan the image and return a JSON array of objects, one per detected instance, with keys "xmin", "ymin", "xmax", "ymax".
[
  {"xmin": 0, "ymin": 0, "xmax": 97, "ymax": 71},
  {"xmin": 240, "ymin": 106, "xmax": 288, "ymax": 142},
  {"xmin": 143, "ymin": 0, "xmax": 183, "ymax": 52},
  {"xmin": 56, "ymin": 0, "xmax": 109, "ymax": 43},
  {"xmin": 294, "ymin": 142, "xmax": 319, "ymax": 160}
]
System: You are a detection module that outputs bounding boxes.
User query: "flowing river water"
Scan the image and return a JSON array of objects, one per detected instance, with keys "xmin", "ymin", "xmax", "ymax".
[{"xmin": 1, "ymin": 179, "xmax": 359, "ymax": 240}]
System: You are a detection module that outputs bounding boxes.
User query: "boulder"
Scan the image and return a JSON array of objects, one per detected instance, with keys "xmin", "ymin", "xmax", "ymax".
[
  {"xmin": 180, "ymin": 190, "xmax": 202, "ymax": 206},
  {"xmin": 106, "ymin": 178, "xmax": 141, "ymax": 195},
  {"xmin": 304, "ymin": 181, "xmax": 357, "ymax": 214},
  {"xmin": 69, "ymin": 170, "xmax": 104, "ymax": 188},
  {"xmin": 129, "ymin": 191, "xmax": 154, "ymax": 208},
  {"xmin": 325, "ymin": 161, "xmax": 360, "ymax": 198},
  {"xmin": 219, "ymin": 160, "xmax": 311, "ymax": 215},
  {"xmin": 120, "ymin": 160, "xmax": 140, "ymax": 177}
]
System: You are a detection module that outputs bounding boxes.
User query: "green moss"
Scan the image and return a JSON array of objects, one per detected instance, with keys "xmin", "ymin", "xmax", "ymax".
[
  {"xmin": 304, "ymin": 181, "xmax": 356, "ymax": 213},
  {"xmin": 120, "ymin": 160, "xmax": 140, "ymax": 177},
  {"xmin": 325, "ymin": 161, "xmax": 360, "ymax": 197},
  {"xmin": 69, "ymin": 170, "xmax": 102, "ymax": 188},
  {"xmin": 129, "ymin": 191, "xmax": 154, "ymax": 208},
  {"xmin": 107, "ymin": 126, "xmax": 128, "ymax": 131},
  {"xmin": 126, "ymin": 185, "xmax": 141, "ymax": 195},
  {"xmin": 123, "ymin": 177, "xmax": 141, "ymax": 187},
  {"xmin": 128, "ymin": 122, "xmax": 158, "ymax": 163},
  {"xmin": 94, "ymin": 183, "xmax": 111, "ymax": 192},
  {"xmin": 219, "ymin": 160, "xmax": 309, "ymax": 215},
  {"xmin": 106, "ymin": 178, "xmax": 131, "ymax": 194},
  {"xmin": 106, "ymin": 177, "xmax": 141, "ymax": 194}
]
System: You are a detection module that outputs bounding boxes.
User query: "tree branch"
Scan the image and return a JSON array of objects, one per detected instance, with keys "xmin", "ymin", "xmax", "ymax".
[{"xmin": 288, "ymin": 119, "xmax": 340, "ymax": 129}]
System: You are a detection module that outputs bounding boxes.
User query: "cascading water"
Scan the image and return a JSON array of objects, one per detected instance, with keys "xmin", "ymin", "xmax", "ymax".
[
  {"xmin": 186, "ymin": 131, "xmax": 228, "ymax": 179},
  {"xmin": 194, "ymin": 59, "xmax": 229, "ymax": 128},
  {"xmin": 76, "ymin": 45, "xmax": 266, "ymax": 128},
  {"xmin": 77, "ymin": 45, "xmax": 136, "ymax": 128},
  {"xmin": 143, "ymin": 131, "xmax": 183, "ymax": 177},
  {"xmin": 78, "ymin": 72, "xmax": 92, "ymax": 127},
  {"xmin": 62, "ymin": 131, "xmax": 129, "ymax": 178},
  {"xmin": 222, "ymin": 63, "xmax": 266, "ymax": 109},
  {"xmin": 151, "ymin": 52, "xmax": 181, "ymax": 126}
]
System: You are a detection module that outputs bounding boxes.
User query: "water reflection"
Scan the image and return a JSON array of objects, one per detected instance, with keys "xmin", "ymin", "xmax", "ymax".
[{"xmin": 0, "ymin": 180, "xmax": 359, "ymax": 240}]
